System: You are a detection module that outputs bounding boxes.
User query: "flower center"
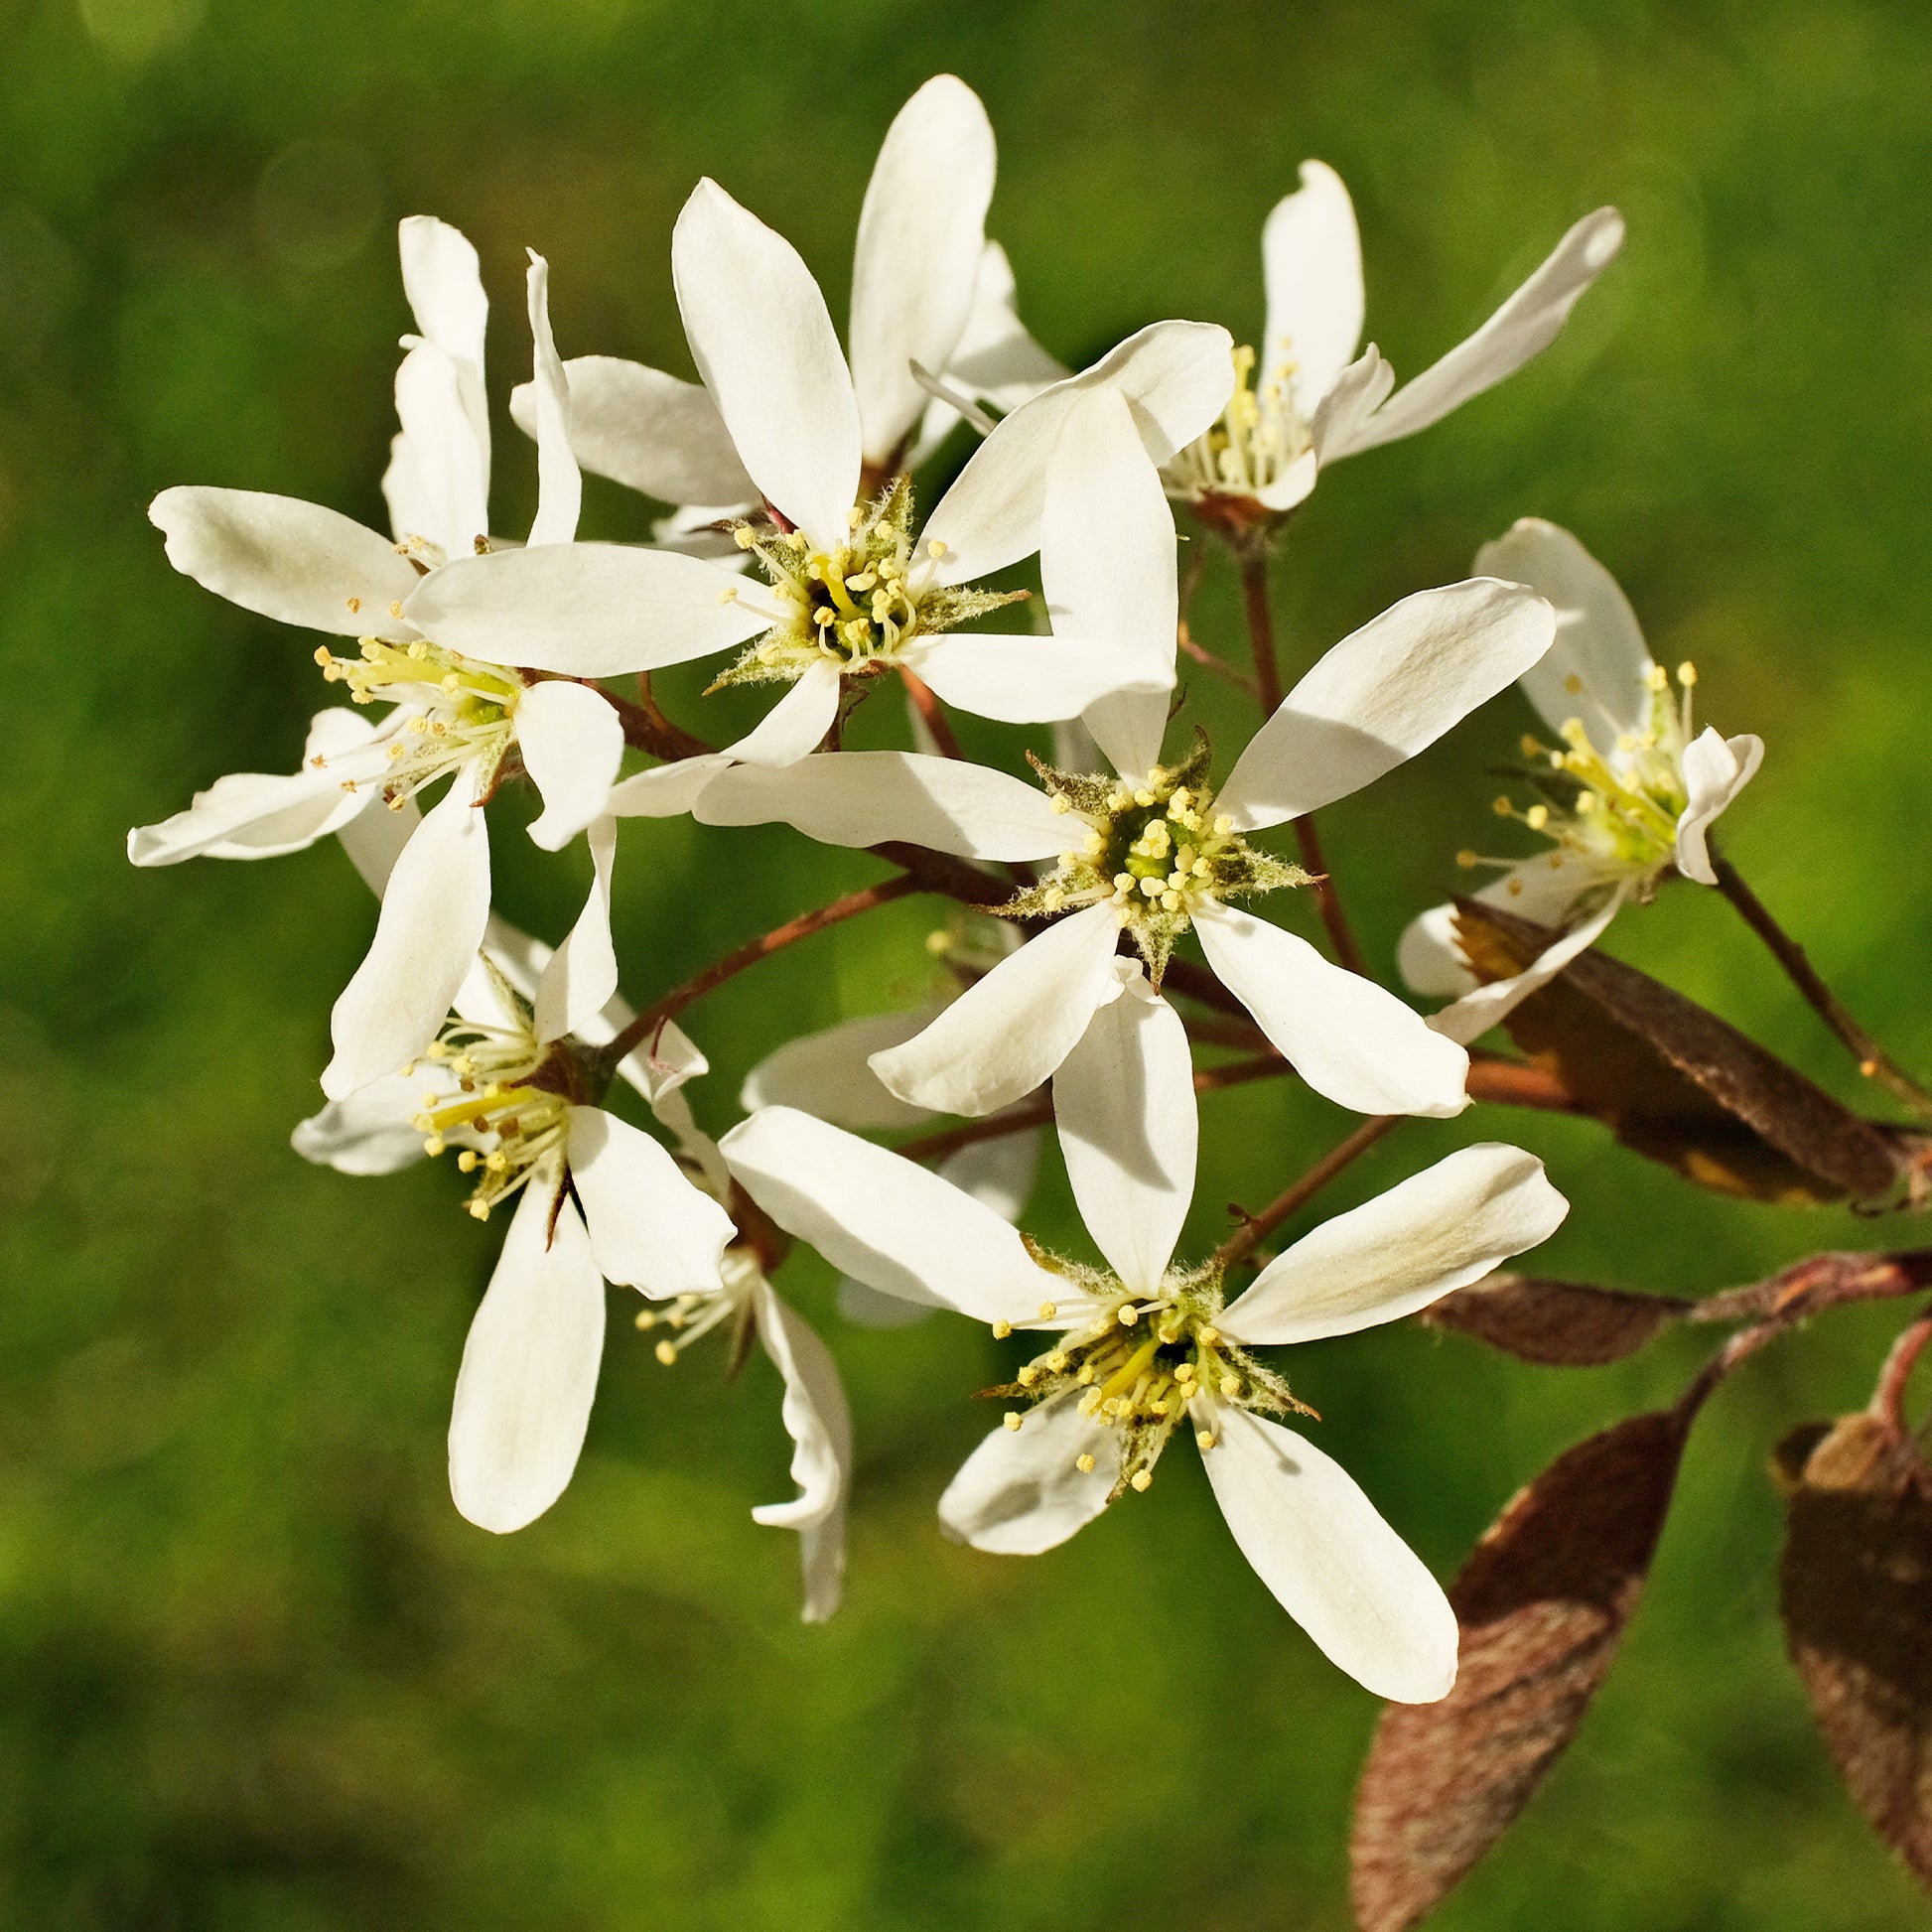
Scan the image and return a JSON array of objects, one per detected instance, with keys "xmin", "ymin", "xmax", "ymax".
[
  {"xmin": 1006, "ymin": 745, "xmax": 1308, "ymax": 981},
  {"xmin": 710, "ymin": 478, "xmax": 1024, "ymax": 691},
  {"xmin": 990, "ymin": 1271, "xmax": 1307, "ymax": 1498},
  {"xmin": 317, "ymin": 635, "xmax": 522, "ymax": 809},
  {"xmin": 634, "ymin": 1246, "xmax": 760, "ymax": 1366},
  {"xmin": 1165, "ymin": 342, "xmax": 1311, "ymax": 504},
  {"xmin": 407, "ymin": 1003, "xmax": 583, "ymax": 1220},
  {"xmin": 1471, "ymin": 661, "xmax": 1701, "ymax": 895}
]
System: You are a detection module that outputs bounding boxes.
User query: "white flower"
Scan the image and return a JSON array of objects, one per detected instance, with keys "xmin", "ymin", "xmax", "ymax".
[
  {"xmin": 130, "ymin": 221, "xmax": 641, "ymax": 1098},
  {"xmin": 1165, "ymin": 163, "xmax": 1624, "ymax": 525},
  {"xmin": 696, "ymin": 387, "xmax": 1557, "ymax": 1120},
  {"xmin": 720, "ymin": 1097, "xmax": 1569, "ymax": 1702},
  {"xmin": 409, "ymin": 180, "xmax": 1234, "ymax": 812},
  {"xmin": 297, "ymin": 848, "xmax": 851, "ymax": 1617},
  {"xmin": 1399, "ymin": 518, "xmax": 1764, "ymax": 1042},
  {"xmin": 506, "ymin": 74, "xmax": 1065, "ymax": 541}
]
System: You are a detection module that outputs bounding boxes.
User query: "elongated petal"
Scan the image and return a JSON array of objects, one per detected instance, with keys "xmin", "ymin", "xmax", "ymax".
[
  {"xmin": 1261, "ymin": 160, "xmax": 1364, "ymax": 417},
  {"xmin": 697, "ymin": 749, "xmax": 1064, "ymax": 860},
  {"xmin": 1674, "ymin": 730, "xmax": 1763, "ymax": 886},
  {"xmin": 1221, "ymin": 1144, "xmax": 1568, "ymax": 1345},
  {"xmin": 518, "ymin": 680, "xmax": 623, "ymax": 851},
  {"xmin": 566, "ymin": 1105, "xmax": 733, "ymax": 1295},
  {"xmin": 1309, "ymin": 344, "xmax": 1396, "ymax": 463},
  {"xmin": 1478, "ymin": 518, "xmax": 1654, "ymax": 744},
  {"xmin": 397, "ymin": 214, "xmax": 489, "ymax": 505},
  {"xmin": 385, "ymin": 341, "xmax": 489, "ymax": 556},
  {"xmin": 920, "ymin": 320, "xmax": 1234, "ymax": 585},
  {"xmin": 1425, "ymin": 880, "xmax": 1626, "ymax": 1048},
  {"xmin": 1053, "ymin": 966, "xmax": 1194, "ymax": 1293},
  {"xmin": 871, "ymin": 901, "xmax": 1122, "ymax": 1116},
  {"xmin": 292, "ymin": 1067, "xmax": 443, "ymax": 1176},
  {"xmin": 448, "ymin": 1183, "xmax": 605, "ymax": 1534},
  {"xmin": 672, "ymin": 179, "xmax": 860, "ymax": 553},
  {"xmin": 1396, "ymin": 849, "xmax": 1613, "ymax": 1000},
  {"xmin": 1193, "ymin": 901, "xmax": 1468, "ymax": 1117},
  {"xmin": 740, "ymin": 1005, "xmax": 946, "ymax": 1131},
  {"xmin": 338, "ymin": 780, "xmax": 419, "ymax": 894},
  {"xmin": 1332, "ymin": 207, "xmax": 1625, "ymax": 457},
  {"xmin": 910, "ymin": 630, "xmax": 1168, "ymax": 730},
  {"xmin": 941, "ymin": 1122, "xmax": 1041, "ymax": 1222},
  {"xmin": 510, "ymin": 355, "xmax": 756, "ymax": 507},
  {"xmin": 522, "ymin": 251, "xmax": 582, "ymax": 548},
  {"xmin": 937, "ymin": 1390, "xmax": 1117, "ymax": 1554},
  {"xmin": 404, "ymin": 542, "xmax": 763, "ymax": 678},
  {"xmin": 1197, "ymin": 1399, "xmax": 1458, "ymax": 1703},
  {"xmin": 838, "ymin": 1278, "xmax": 933, "ymax": 1329},
  {"xmin": 534, "ymin": 817, "xmax": 617, "ymax": 1043},
  {"xmin": 152, "ymin": 486, "xmax": 420, "ymax": 640},
  {"xmin": 851, "ymin": 74, "xmax": 996, "ymax": 465},
  {"xmin": 606, "ymin": 754, "xmax": 732, "ymax": 820},
  {"xmin": 726, "ymin": 659, "xmax": 841, "ymax": 766},
  {"xmin": 1218, "ymin": 580, "xmax": 1555, "ymax": 830},
  {"xmin": 718, "ymin": 1108, "xmax": 1073, "ymax": 1325},
  {"xmin": 751, "ymin": 1280, "xmax": 853, "ymax": 1622},
  {"xmin": 323, "ymin": 770, "xmax": 490, "ymax": 1099}
]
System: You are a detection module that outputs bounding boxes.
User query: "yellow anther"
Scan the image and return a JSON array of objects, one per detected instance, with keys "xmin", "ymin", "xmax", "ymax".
[
  {"xmin": 1677, "ymin": 660, "xmax": 1698, "ymax": 687},
  {"xmin": 1213, "ymin": 814, "xmax": 1234, "ymax": 835},
  {"xmin": 633, "ymin": 1309, "xmax": 655, "ymax": 1329},
  {"xmin": 733, "ymin": 525, "xmax": 756, "ymax": 550},
  {"xmin": 1195, "ymin": 1430, "xmax": 1216, "ymax": 1451},
  {"xmin": 1564, "ymin": 672, "xmax": 1583, "ymax": 693},
  {"xmin": 1220, "ymin": 1374, "xmax": 1242, "ymax": 1398},
  {"xmin": 991, "ymin": 1319, "xmax": 1012, "ymax": 1340},
  {"xmin": 466, "ymin": 1200, "xmax": 490, "ymax": 1220},
  {"xmin": 924, "ymin": 928, "xmax": 953, "ymax": 955},
  {"xmin": 848, "ymin": 504, "xmax": 865, "ymax": 530},
  {"xmin": 1645, "ymin": 663, "xmax": 1669, "ymax": 691},
  {"xmin": 1049, "ymin": 794, "xmax": 1070, "ymax": 814},
  {"xmin": 1076, "ymin": 1452, "xmax": 1096, "ymax": 1473},
  {"xmin": 422, "ymin": 1136, "xmax": 446, "ymax": 1158},
  {"xmin": 1017, "ymin": 1365, "xmax": 1040, "ymax": 1387},
  {"xmin": 654, "ymin": 1340, "xmax": 677, "ymax": 1366},
  {"xmin": 719, "ymin": 587, "xmax": 739, "ymax": 606},
  {"xmin": 345, "ymin": 597, "xmax": 361, "ymax": 615},
  {"xmin": 1037, "ymin": 1302, "xmax": 1057, "ymax": 1321},
  {"xmin": 484, "ymin": 1151, "xmax": 508, "ymax": 1173},
  {"xmin": 926, "ymin": 537, "xmax": 948, "ymax": 558},
  {"xmin": 1003, "ymin": 1412, "xmax": 1023, "ymax": 1433},
  {"xmin": 1173, "ymin": 1360, "xmax": 1195, "ymax": 1382},
  {"xmin": 1455, "ymin": 849, "xmax": 1480, "ymax": 869},
  {"xmin": 1161, "ymin": 891, "xmax": 1181, "ymax": 912},
  {"xmin": 1197, "ymin": 1325, "xmax": 1219, "ymax": 1346},
  {"xmin": 1130, "ymin": 1469, "xmax": 1153, "ymax": 1493},
  {"xmin": 1118, "ymin": 1305, "xmax": 1139, "ymax": 1327},
  {"xmin": 388, "ymin": 601, "xmax": 403, "ymax": 620},
  {"xmin": 457, "ymin": 1151, "xmax": 479, "ymax": 1173},
  {"xmin": 1525, "ymin": 804, "xmax": 1550, "ymax": 832},
  {"xmin": 313, "ymin": 644, "xmax": 332, "ymax": 667}
]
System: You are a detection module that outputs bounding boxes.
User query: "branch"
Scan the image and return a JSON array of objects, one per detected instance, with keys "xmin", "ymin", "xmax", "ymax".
[
  {"xmin": 1239, "ymin": 553, "xmax": 1285, "ymax": 716},
  {"xmin": 899, "ymin": 665, "xmax": 965, "ymax": 761},
  {"xmin": 597, "ymin": 874, "xmax": 922, "ymax": 1074},
  {"xmin": 608, "ymin": 676, "xmax": 715, "ymax": 763},
  {"xmin": 1709, "ymin": 844, "xmax": 1932, "ymax": 1122},
  {"xmin": 1213, "ymin": 1114, "xmax": 1403, "ymax": 1270},
  {"xmin": 1292, "ymin": 814, "xmax": 1371, "ymax": 979}
]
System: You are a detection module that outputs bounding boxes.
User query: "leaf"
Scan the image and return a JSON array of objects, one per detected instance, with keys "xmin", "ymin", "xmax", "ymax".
[
  {"xmin": 1423, "ymin": 1273, "xmax": 1689, "ymax": 1366},
  {"xmin": 1351, "ymin": 1407, "xmax": 1695, "ymax": 1932},
  {"xmin": 1455, "ymin": 899, "xmax": 1903, "ymax": 1205},
  {"xmin": 1778, "ymin": 1410, "xmax": 1932, "ymax": 1891}
]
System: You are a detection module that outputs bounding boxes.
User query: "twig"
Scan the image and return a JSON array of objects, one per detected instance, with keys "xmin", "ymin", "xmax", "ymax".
[
  {"xmin": 598, "ymin": 875, "xmax": 921, "ymax": 1074},
  {"xmin": 1293, "ymin": 814, "xmax": 1370, "ymax": 979},
  {"xmin": 1871, "ymin": 1308, "xmax": 1932, "ymax": 1432},
  {"xmin": 1239, "ymin": 553, "xmax": 1285, "ymax": 716},
  {"xmin": 1463, "ymin": 1055, "xmax": 1588, "ymax": 1113},
  {"xmin": 1212, "ymin": 1114, "xmax": 1403, "ymax": 1270},
  {"xmin": 1177, "ymin": 629, "xmax": 1261, "ymax": 698},
  {"xmin": 899, "ymin": 665, "xmax": 965, "ymax": 761},
  {"xmin": 607, "ymin": 681, "xmax": 715, "ymax": 763},
  {"xmin": 1709, "ymin": 843, "xmax": 1932, "ymax": 1121}
]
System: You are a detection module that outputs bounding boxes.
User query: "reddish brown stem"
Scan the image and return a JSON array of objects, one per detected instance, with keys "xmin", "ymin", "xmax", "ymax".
[
  {"xmin": 899, "ymin": 665, "xmax": 965, "ymax": 760},
  {"xmin": 1177, "ymin": 628, "xmax": 1261, "ymax": 699},
  {"xmin": 598, "ymin": 875, "xmax": 921, "ymax": 1074},
  {"xmin": 1213, "ymin": 1114, "xmax": 1403, "ymax": 1270},
  {"xmin": 1293, "ymin": 814, "xmax": 1370, "ymax": 979},
  {"xmin": 1239, "ymin": 553, "xmax": 1285, "ymax": 716},
  {"xmin": 609, "ymin": 678, "xmax": 715, "ymax": 763},
  {"xmin": 1464, "ymin": 1055, "xmax": 1588, "ymax": 1113},
  {"xmin": 1872, "ymin": 1310, "xmax": 1932, "ymax": 1432}
]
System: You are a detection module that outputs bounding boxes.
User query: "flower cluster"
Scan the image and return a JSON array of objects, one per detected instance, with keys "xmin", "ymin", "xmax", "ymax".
[{"xmin": 136, "ymin": 72, "xmax": 1774, "ymax": 1706}]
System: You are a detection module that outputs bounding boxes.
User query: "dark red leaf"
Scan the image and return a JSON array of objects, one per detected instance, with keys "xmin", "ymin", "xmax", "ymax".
[
  {"xmin": 1351, "ymin": 1408, "xmax": 1695, "ymax": 1931},
  {"xmin": 1778, "ymin": 1410, "xmax": 1932, "ymax": 1892},
  {"xmin": 1424, "ymin": 1273, "xmax": 1689, "ymax": 1366}
]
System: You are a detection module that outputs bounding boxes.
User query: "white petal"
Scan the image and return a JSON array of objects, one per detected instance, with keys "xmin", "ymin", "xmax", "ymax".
[
  {"xmin": 696, "ymin": 749, "xmax": 1064, "ymax": 860},
  {"xmin": 1260, "ymin": 161, "xmax": 1364, "ymax": 418},
  {"xmin": 909, "ymin": 630, "xmax": 1169, "ymax": 731},
  {"xmin": 1197, "ymin": 1400, "xmax": 1458, "ymax": 1703},
  {"xmin": 1332, "ymin": 207, "xmax": 1625, "ymax": 458},
  {"xmin": 322, "ymin": 770, "xmax": 490, "ymax": 1100},
  {"xmin": 1395, "ymin": 850, "xmax": 1608, "ymax": 1000},
  {"xmin": 1053, "ymin": 966, "xmax": 1195, "ymax": 1293},
  {"xmin": 1220, "ymin": 1145, "xmax": 1569, "ymax": 1345},
  {"xmin": 1476, "ymin": 518, "xmax": 1654, "ymax": 744},
  {"xmin": 920, "ymin": 319, "xmax": 1234, "ymax": 586},
  {"xmin": 1395, "ymin": 900, "xmax": 1475, "ymax": 1000},
  {"xmin": 1425, "ymin": 880, "xmax": 1627, "ymax": 1049},
  {"xmin": 403, "ymin": 542, "xmax": 763, "ymax": 678},
  {"xmin": 1309, "ymin": 345, "xmax": 1396, "ymax": 463},
  {"xmin": 291, "ymin": 1067, "xmax": 439, "ymax": 1176},
  {"xmin": 850, "ymin": 74, "xmax": 996, "ymax": 465},
  {"xmin": 1218, "ymin": 580, "xmax": 1555, "ymax": 830},
  {"xmin": 448, "ymin": 1182, "xmax": 606, "ymax": 1534},
  {"xmin": 1674, "ymin": 730, "xmax": 1762, "ymax": 886},
  {"xmin": 517, "ymin": 680, "xmax": 624, "ymax": 851},
  {"xmin": 718, "ymin": 1108, "xmax": 1072, "ymax": 1326},
  {"xmin": 740, "ymin": 1005, "xmax": 947, "ymax": 1131},
  {"xmin": 722, "ymin": 659, "xmax": 841, "ymax": 766},
  {"xmin": 510, "ymin": 355, "xmax": 756, "ymax": 507},
  {"xmin": 396, "ymin": 214, "xmax": 489, "ymax": 505},
  {"xmin": 672, "ymin": 179, "xmax": 860, "ymax": 554},
  {"xmin": 385, "ymin": 341, "xmax": 489, "ymax": 557},
  {"xmin": 913, "ymin": 238, "xmax": 1067, "ymax": 458},
  {"xmin": 937, "ymin": 1390, "xmax": 1117, "ymax": 1554},
  {"xmin": 522, "ymin": 251, "xmax": 582, "ymax": 548},
  {"xmin": 534, "ymin": 817, "xmax": 618, "ymax": 1042},
  {"xmin": 838, "ymin": 1278, "xmax": 933, "ymax": 1329},
  {"xmin": 606, "ymin": 754, "xmax": 733, "ymax": 820},
  {"xmin": 1193, "ymin": 902, "xmax": 1468, "ymax": 1118},
  {"xmin": 870, "ymin": 901, "xmax": 1122, "ymax": 1117},
  {"xmin": 939, "ymin": 1123, "xmax": 1040, "ymax": 1223},
  {"xmin": 566, "ymin": 1105, "xmax": 733, "ymax": 1295},
  {"xmin": 338, "ymin": 779, "xmax": 420, "ymax": 894},
  {"xmin": 151, "ymin": 487, "xmax": 420, "ymax": 640},
  {"xmin": 127, "ymin": 729, "xmax": 389, "ymax": 866},
  {"xmin": 750, "ymin": 1279, "xmax": 853, "ymax": 1623}
]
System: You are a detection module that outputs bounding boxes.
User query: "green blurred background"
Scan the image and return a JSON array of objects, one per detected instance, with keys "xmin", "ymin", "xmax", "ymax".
[{"xmin": 5, "ymin": 0, "xmax": 1932, "ymax": 1923}]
